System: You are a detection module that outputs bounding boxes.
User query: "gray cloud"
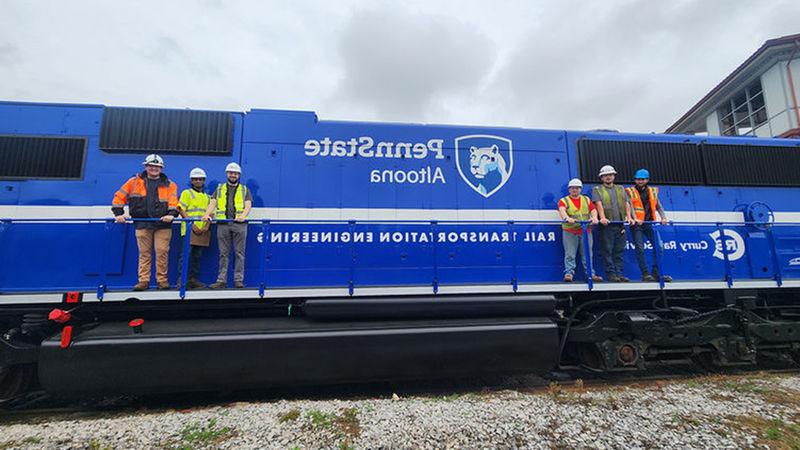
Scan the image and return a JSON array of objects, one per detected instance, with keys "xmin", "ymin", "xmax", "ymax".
[
  {"xmin": 0, "ymin": 0, "xmax": 798, "ymax": 133},
  {"xmin": 330, "ymin": 6, "xmax": 497, "ymax": 121},
  {"xmin": 488, "ymin": 0, "xmax": 800, "ymax": 132},
  {"xmin": 0, "ymin": 44, "xmax": 19, "ymax": 66}
]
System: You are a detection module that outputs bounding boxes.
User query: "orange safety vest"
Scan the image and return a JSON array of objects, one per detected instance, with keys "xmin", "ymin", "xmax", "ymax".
[
  {"xmin": 626, "ymin": 186, "xmax": 658, "ymax": 222},
  {"xmin": 112, "ymin": 172, "xmax": 179, "ymax": 218}
]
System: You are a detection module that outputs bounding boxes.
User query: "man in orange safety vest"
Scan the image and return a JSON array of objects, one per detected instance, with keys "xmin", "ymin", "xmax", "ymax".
[{"xmin": 626, "ymin": 169, "xmax": 672, "ymax": 282}]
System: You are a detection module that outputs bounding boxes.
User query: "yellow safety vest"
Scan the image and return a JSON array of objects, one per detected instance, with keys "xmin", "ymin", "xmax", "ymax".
[
  {"xmin": 596, "ymin": 185, "xmax": 627, "ymax": 221},
  {"xmin": 215, "ymin": 183, "xmax": 247, "ymax": 220},
  {"xmin": 561, "ymin": 195, "xmax": 590, "ymax": 231},
  {"xmin": 178, "ymin": 188, "xmax": 210, "ymax": 236}
]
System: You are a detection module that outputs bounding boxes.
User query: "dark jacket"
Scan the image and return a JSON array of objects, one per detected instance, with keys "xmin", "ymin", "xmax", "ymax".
[{"xmin": 112, "ymin": 172, "xmax": 179, "ymax": 221}]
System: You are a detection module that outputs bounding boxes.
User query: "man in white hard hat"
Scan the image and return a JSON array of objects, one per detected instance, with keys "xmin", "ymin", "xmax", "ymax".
[
  {"xmin": 203, "ymin": 162, "xmax": 252, "ymax": 289},
  {"xmin": 558, "ymin": 178, "xmax": 603, "ymax": 283},
  {"xmin": 177, "ymin": 167, "xmax": 211, "ymax": 289},
  {"xmin": 111, "ymin": 154, "xmax": 179, "ymax": 291},
  {"xmin": 591, "ymin": 165, "xmax": 635, "ymax": 282}
]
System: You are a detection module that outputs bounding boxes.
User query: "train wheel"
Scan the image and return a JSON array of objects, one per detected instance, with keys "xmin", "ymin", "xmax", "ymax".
[
  {"xmin": 0, "ymin": 364, "xmax": 33, "ymax": 405},
  {"xmin": 577, "ymin": 344, "xmax": 605, "ymax": 371}
]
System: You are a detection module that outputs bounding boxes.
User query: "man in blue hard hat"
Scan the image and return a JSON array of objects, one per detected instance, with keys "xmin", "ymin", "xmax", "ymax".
[{"xmin": 626, "ymin": 169, "xmax": 673, "ymax": 282}]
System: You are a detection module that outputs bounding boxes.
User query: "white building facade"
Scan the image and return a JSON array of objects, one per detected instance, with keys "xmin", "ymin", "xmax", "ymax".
[{"xmin": 668, "ymin": 34, "xmax": 800, "ymax": 138}]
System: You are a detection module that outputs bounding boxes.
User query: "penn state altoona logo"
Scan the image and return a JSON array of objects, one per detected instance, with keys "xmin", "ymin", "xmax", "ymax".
[{"xmin": 454, "ymin": 134, "xmax": 513, "ymax": 198}]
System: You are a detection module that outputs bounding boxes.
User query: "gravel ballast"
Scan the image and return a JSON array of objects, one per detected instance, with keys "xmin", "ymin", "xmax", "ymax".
[{"xmin": 2, "ymin": 373, "xmax": 799, "ymax": 449}]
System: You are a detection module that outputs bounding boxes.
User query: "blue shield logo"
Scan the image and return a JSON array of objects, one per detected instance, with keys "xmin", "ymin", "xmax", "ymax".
[{"xmin": 454, "ymin": 134, "xmax": 513, "ymax": 198}]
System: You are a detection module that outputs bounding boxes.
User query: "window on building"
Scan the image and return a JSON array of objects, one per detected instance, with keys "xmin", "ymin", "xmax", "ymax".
[{"xmin": 718, "ymin": 80, "xmax": 768, "ymax": 136}]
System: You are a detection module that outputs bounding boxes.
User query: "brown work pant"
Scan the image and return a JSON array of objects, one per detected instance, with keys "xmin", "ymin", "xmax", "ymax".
[{"xmin": 135, "ymin": 228, "xmax": 172, "ymax": 284}]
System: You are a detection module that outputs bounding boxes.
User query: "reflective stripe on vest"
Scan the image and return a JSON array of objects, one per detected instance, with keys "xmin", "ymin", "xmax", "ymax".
[
  {"xmin": 180, "ymin": 188, "xmax": 210, "ymax": 236},
  {"xmin": 626, "ymin": 186, "xmax": 658, "ymax": 221},
  {"xmin": 561, "ymin": 195, "xmax": 590, "ymax": 231},
  {"xmin": 215, "ymin": 183, "xmax": 246, "ymax": 220},
  {"xmin": 597, "ymin": 185, "xmax": 627, "ymax": 221}
]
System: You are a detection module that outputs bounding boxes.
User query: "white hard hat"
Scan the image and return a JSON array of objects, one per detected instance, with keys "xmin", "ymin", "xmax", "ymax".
[
  {"xmin": 189, "ymin": 167, "xmax": 206, "ymax": 178},
  {"xmin": 142, "ymin": 154, "xmax": 165, "ymax": 167},
  {"xmin": 568, "ymin": 178, "xmax": 583, "ymax": 188},
  {"xmin": 225, "ymin": 162, "xmax": 242, "ymax": 173},
  {"xmin": 598, "ymin": 165, "xmax": 617, "ymax": 177}
]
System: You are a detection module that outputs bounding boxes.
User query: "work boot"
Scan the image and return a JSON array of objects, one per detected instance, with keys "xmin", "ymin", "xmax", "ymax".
[
  {"xmin": 187, "ymin": 278, "xmax": 207, "ymax": 290},
  {"xmin": 618, "ymin": 276, "xmax": 630, "ymax": 282},
  {"xmin": 157, "ymin": 282, "xmax": 170, "ymax": 290},
  {"xmin": 133, "ymin": 281, "xmax": 149, "ymax": 291},
  {"xmin": 642, "ymin": 273, "xmax": 656, "ymax": 282},
  {"xmin": 652, "ymin": 271, "xmax": 673, "ymax": 283},
  {"xmin": 591, "ymin": 275, "xmax": 604, "ymax": 283},
  {"xmin": 234, "ymin": 281, "xmax": 245, "ymax": 289},
  {"xmin": 209, "ymin": 281, "xmax": 227, "ymax": 289},
  {"xmin": 563, "ymin": 274, "xmax": 573, "ymax": 282}
]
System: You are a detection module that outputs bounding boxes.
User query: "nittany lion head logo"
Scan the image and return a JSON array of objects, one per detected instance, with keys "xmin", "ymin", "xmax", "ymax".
[{"xmin": 455, "ymin": 135, "xmax": 513, "ymax": 198}]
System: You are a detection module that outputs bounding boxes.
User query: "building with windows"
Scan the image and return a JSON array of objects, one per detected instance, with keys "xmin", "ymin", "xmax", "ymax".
[{"xmin": 667, "ymin": 33, "xmax": 800, "ymax": 138}]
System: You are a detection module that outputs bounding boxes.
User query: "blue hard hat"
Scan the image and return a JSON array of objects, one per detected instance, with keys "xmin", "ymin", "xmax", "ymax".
[{"xmin": 634, "ymin": 169, "xmax": 650, "ymax": 179}]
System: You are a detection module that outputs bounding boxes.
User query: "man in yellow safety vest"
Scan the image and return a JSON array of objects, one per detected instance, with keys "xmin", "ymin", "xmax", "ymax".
[
  {"xmin": 558, "ymin": 178, "xmax": 603, "ymax": 283},
  {"xmin": 177, "ymin": 167, "xmax": 211, "ymax": 289},
  {"xmin": 627, "ymin": 169, "xmax": 672, "ymax": 282},
  {"xmin": 592, "ymin": 165, "xmax": 636, "ymax": 282},
  {"xmin": 203, "ymin": 162, "xmax": 252, "ymax": 289}
]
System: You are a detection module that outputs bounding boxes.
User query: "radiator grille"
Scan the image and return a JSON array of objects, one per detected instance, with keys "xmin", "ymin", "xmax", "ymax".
[
  {"xmin": 0, "ymin": 135, "xmax": 86, "ymax": 179},
  {"xmin": 100, "ymin": 107, "xmax": 233, "ymax": 155}
]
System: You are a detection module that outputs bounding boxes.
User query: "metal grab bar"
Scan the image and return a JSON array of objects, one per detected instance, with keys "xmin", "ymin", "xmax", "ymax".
[{"xmin": 1, "ymin": 217, "xmax": 797, "ymax": 226}]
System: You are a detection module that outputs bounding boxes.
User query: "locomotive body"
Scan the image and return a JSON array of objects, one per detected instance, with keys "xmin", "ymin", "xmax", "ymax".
[{"xmin": 1, "ymin": 100, "xmax": 800, "ymax": 401}]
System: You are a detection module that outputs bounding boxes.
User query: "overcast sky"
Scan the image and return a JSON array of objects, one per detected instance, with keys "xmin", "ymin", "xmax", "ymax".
[{"xmin": 1, "ymin": 0, "xmax": 798, "ymax": 132}]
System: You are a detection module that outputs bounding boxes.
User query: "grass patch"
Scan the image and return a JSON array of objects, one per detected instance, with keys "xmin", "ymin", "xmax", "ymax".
[
  {"xmin": 0, "ymin": 437, "xmax": 44, "ymax": 449},
  {"xmin": 88, "ymin": 440, "xmax": 113, "ymax": 450},
  {"xmin": 176, "ymin": 418, "xmax": 233, "ymax": 449},
  {"xmin": 719, "ymin": 380, "xmax": 768, "ymax": 395},
  {"xmin": 671, "ymin": 414, "xmax": 702, "ymax": 428},
  {"xmin": 279, "ymin": 408, "xmax": 301, "ymax": 423},
  {"xmin": 306, "ymin": 409, "xmax": 337, "ymax": 429},
  {"xmin": 724, "ymin": 415, "xmax": 800, "ymax": 449},
  {"xmin": 304, "ymin": 407, "xmax": 362, "ymax": 448}
]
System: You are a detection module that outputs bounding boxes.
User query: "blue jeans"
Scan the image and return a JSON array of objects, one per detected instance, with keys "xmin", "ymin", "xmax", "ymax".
[
  {"xmin": 178, "ymin": 245, "xmax": 204, "ymax": 281},
  {"xmin": 563, "ymin": 230, "xmax": 593, "ymax": 277},
  {"xmin": 600, "ymin": 224, "xmax": 626, "ymax": 278},
  {"xmin": 632, "ymin": 224, "xmax": 662, "ymax": 276}
]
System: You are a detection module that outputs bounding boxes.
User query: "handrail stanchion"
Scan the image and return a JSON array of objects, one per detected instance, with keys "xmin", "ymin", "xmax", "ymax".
[
  {"xmin": 0, "ymin": 219, "xmax": 10, "ymax": 291},
  {"xmin": 581, "ymin": 222, "xmax": 594, "ymax": 290},
  {"xmin": 97, "ymin": 219, "xmax": 113, "ymax": 300},
  {"xmin": 431, "ymin": 220, "xmax": 439, "ymax": 294},
  {"xmin": 179, "ymin": 220, "xmax": 191, "ymax": 299},
  {"xmin": 653, "ymin": 223, "xmax": 666, "ymax": 290},
  {"xmin": 765, "ymin": 224, "xmax": 783, "ymax": 287},
  {"xmin": 716, "ymin": 223, "xmax": 733, "ymax": 288},
  {"xmin": 509, "ymin": 220, "xmax": 518, "ymax": 292},
  {"xmin": 348, "ymin": 220, "xmax": 356, "ymax": 296},
  {"xmin": 259, "ymin": 220, "xmax": 270, "ymax": 298}
]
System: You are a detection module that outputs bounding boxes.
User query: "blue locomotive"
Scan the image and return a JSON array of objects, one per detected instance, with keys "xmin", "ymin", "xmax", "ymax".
[{"xmin": 1, "ymin": 100, "xmax": 799, "ymax": 402}]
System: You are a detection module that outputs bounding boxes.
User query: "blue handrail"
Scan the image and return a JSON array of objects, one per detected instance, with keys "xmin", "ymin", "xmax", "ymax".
[{"xmin": 0, "ymin": 217, "xmax": 795, "ymax": 295}]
